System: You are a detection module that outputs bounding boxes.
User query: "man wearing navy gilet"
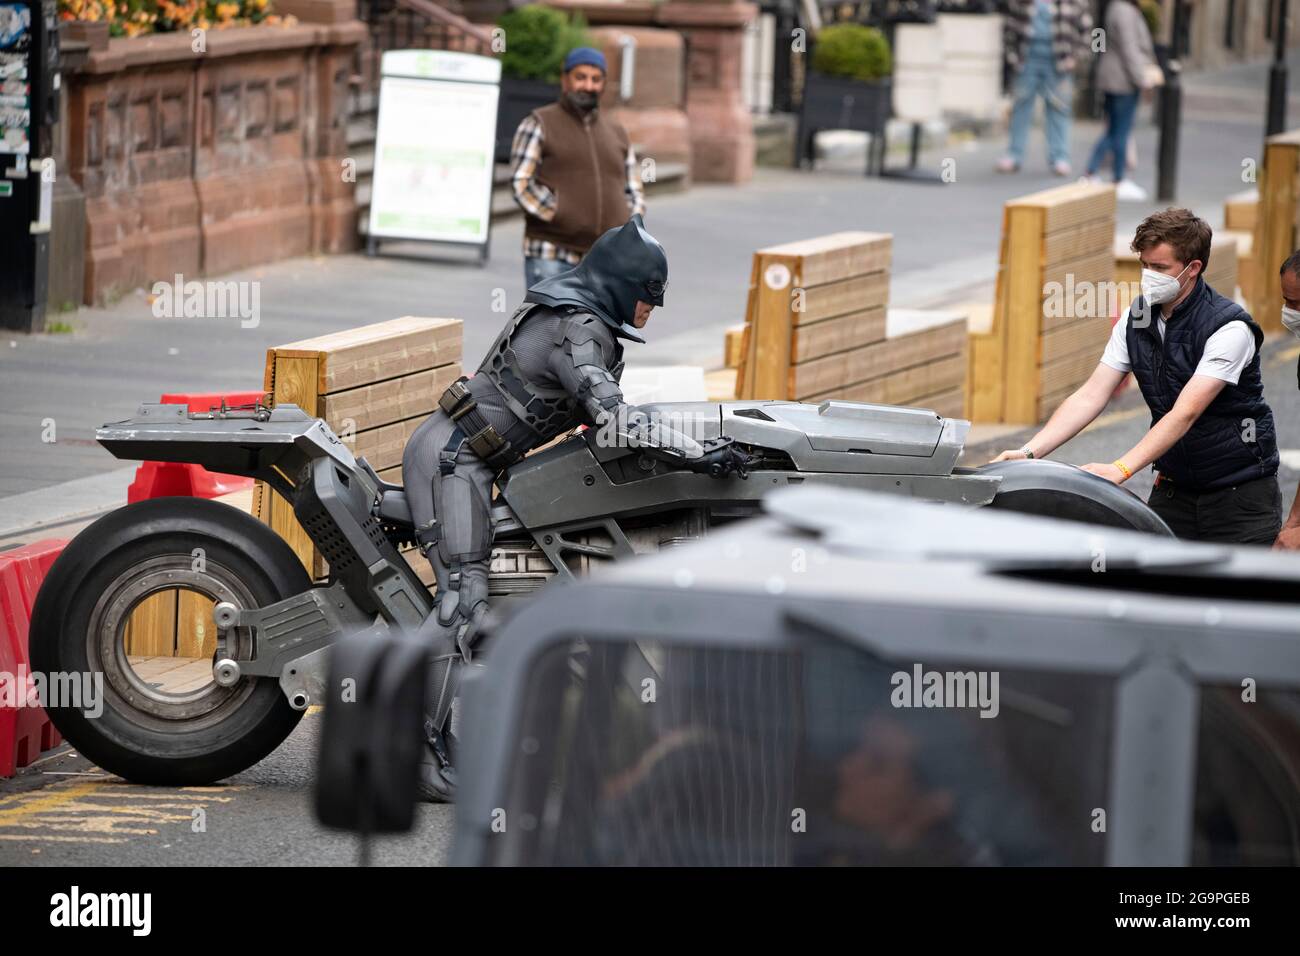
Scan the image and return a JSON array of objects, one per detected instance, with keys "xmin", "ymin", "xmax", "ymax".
[{"xmin": 994, "ymin": 208, "xmax": 1282, "ymax": 544}]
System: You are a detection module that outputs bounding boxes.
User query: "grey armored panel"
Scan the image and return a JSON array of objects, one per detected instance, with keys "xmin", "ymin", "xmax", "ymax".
[
  {"xmin": 96, "ymin": 403, "xmax": 358, "ymax": 482},
  {"xmin": 722, "ymin": 400, "xmax": 965, "ymax": 474},
  {"xmin": 453, "ymin": 486, "xmax": 1300, "ymax": 866},
  {"xmin": 594, "ymin": 400, "xmax": 967, "ymax": 475}
]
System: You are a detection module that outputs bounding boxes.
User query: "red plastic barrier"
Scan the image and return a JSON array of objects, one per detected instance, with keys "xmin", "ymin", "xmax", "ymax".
[
  {"xmin": 127, "ymin": 391, "xmax": 264, "ymax": 502},
  {"xmin": 0, "ymin": 539, "xmax": 69, "ymax": 777}
]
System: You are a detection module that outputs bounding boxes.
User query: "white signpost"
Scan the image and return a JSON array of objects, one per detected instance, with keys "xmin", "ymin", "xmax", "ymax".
[{"xmin": 367, "ymin": 49, "xmax": 501, "ymax": 263}]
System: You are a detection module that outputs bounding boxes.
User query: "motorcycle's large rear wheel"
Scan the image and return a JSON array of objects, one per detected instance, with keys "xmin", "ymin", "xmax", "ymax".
[{"xmin": 29, "ymin": 497, "xmax": 312, "ymax": 784}]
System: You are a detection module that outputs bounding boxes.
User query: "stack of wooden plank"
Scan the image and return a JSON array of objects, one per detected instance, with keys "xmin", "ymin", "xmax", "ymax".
[
  {"xmin": 254, "ymin": 316, "xmax": 463, "ymax": 577},
  {"xmin": 1251, "ymin": 130, "xmax": 1300, "ymax": 333},
  {"xmin": 733, "ymin": 232, "xmax": 892, "ymax": 402},
  {"xmin": 1225, "ymin": 189, "xmax": 1258, "ymax": 233},
  {"xmin": 800, "ymin": 308, "xmax": 968, "ymax": 416},
  {"xmin": 123, "ymin": 591, "xmax": 216, "ymax": 664},
  {"xmin": 1203, "ymin": 234, "xmax": 1241, "ymax": 302},
  {"xmin": 967, "ymin": 181, "xmax": 1116, "ymax": 424},
  {"xmin": 1221, "ymin": 189, "xmax": 1258, "ymax": 312}
]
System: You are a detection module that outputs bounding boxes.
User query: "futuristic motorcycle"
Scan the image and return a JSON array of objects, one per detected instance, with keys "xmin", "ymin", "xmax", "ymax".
[{"xmin": 30, "ymin": 397, "xmax": 1171, "ymax": 786}]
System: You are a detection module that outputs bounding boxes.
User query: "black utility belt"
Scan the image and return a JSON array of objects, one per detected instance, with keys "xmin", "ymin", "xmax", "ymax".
[{"xmin": 438, "ymin": 377, "xmax": 522, "ymax": 473}]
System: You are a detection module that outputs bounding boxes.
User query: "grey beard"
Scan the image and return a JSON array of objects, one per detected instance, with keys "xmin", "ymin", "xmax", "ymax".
[{"xmin": 565, "ymin": 90, "xmax": 599, "ymax": 113}]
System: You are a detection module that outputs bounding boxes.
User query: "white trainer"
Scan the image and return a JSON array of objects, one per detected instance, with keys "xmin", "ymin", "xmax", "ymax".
[{"xmin": 1116, "ymin": 179, "xmax": 1149, "ymax": 202}]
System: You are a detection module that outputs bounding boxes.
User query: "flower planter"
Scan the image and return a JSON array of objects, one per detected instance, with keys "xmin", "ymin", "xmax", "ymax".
[
  {"xmin": 795, "ymin": 72, "xmax": 892, "ymax": 174},
  {"xmin": 58, "ymin": 19, "xmax": 109, "ymax": 51},
  {"xmin": 494, "ymin": 76, "xmax": 560, "ymax": 164}
]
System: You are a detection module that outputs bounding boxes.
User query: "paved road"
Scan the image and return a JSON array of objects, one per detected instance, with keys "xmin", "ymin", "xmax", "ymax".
[{"xmin": 0, "ymin": 711, "xmax": 453, "ymax": 867}]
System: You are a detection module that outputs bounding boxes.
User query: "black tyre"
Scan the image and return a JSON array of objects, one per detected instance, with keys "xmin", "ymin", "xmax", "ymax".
[
  {"xmin": 978, "ymin": 459, "xmax": 1174, "ymax": 536},
  {"xmin": 29, "ymin": 496, "xmax": 313, "ymax": 785}
]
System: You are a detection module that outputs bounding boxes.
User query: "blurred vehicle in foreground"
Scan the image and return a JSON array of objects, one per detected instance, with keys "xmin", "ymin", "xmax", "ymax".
[{"xmin": 433, "ymin": 486, "xmax": 1300, "ymax": 866}]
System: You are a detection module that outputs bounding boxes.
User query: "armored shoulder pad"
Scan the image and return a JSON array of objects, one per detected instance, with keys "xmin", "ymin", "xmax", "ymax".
[{"xmin": 552, "ymin": 311, "xmax": 609, "ymax": 346}]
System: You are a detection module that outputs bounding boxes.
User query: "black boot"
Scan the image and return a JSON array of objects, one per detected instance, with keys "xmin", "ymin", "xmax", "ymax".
[{"xmin": 417, "ymin": 720, "xmax": 457, "ymax": 803}]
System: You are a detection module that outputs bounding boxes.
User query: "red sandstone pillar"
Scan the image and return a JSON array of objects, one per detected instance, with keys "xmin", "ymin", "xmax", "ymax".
[{"xmin": 657, "ymin": 0, "xmax": 755, "ymax": 184}]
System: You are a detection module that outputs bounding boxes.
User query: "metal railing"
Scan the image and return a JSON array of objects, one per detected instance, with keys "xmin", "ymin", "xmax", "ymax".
[{"xmin": 356, "ymin": 0, "xmax": 497, "ymax": 93}]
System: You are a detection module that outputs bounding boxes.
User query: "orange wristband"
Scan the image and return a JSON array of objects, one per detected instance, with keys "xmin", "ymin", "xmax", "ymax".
[{"xmin": 1112, "ymin": 459, "xmax": 1132, "ymax": 480}]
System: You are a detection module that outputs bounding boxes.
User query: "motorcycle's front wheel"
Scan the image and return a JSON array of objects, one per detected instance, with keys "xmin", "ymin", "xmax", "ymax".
[
  {"xmin": 977, "ymin": 458, "xmax": 1174, "ymax": 536},
  {"xmin": 29, "ymin": 497, "xmax": 313, "ymax": 785}
]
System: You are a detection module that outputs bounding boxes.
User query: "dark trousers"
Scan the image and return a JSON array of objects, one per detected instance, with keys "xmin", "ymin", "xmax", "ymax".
[
  {"xmin": 1086, "ymin": 91, "xmax": 1140, "ymax": 181},
  {"xmin": 1147, "ymin": 474, "xmax": 1282, "ymax": 545}
]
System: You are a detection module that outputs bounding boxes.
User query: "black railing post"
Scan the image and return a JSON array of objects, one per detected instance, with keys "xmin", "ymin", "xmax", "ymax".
[
  {"xmin": 1267, "ymin": 0, "xmax": 1291, "ymax": 137},
  {"xmin": 1156, "ymin": 0, "xmax": 1188, "ymax": 202}
]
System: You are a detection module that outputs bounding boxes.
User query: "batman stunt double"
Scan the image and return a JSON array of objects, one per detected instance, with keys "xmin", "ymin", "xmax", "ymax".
[{"xmin": 400, "ymin": 215, "xmax": 753, "ymax": 802}]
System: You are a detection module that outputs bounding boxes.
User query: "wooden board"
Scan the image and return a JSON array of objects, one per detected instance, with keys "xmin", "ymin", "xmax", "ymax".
[
  {"xmin": 123, "ymin": 590, "xmax": 177, "ymax": 657},
  {"xmin": 267, "ymin": 316, "xmax": 462, "ymax": 394},
  {"xmin": 1253, "ymin": 134, "xmax": 1300, "ymax": 333},
  {"xmin": 122, "ymin": 589, "xmax": 217, "ymax": 663},
  {"xmin": 735, "ymin": 233, "xmax": 895, "ymax": 402},
  {"xmin": 350, "ymin": 415, "xmax": 430, "ymax": 474},
  {"xmin": 321, "ymin": 364, "xmax": 461, "ymax": 434},
  {"xmin": 791, "ymin": 306, "xmax": 887, "ymax": 363},
  {"xmin": 1007, "ymin": 180, "xmax": 1117, "ymax": 234},
  {"xmin": 1204, "ymin": 234, "xmax": 1240, "ymax": 300},
  {"xmin": 1043, "ymin": 218, "xmax": 1115, "ymax": 269},
  {"xmin": 791, "ymin": 319, "xmax": 966, "ymax": 398},
  {"xmin": 796, "ymin": 272, "xmax": 890, "ymax": 324},
  {"xmin": 755, "ymin": 232, "xmax": 892, "ymax": 288},
  {"xmin": 1041, "ymin": 318, "xmax": 1112, "ymax": 366},
  {"xmin": 175, "ymin": 591, "xmax": 217, "ymax": 661},
  {"xmin": 967, "ymin": 182, "xmax": 1116, "ymax": 424},
  {"xmin": 1224, "ymin": 189, "xmax": 1258, "ymax": 233},
  {"xmin": 706, "ymin": 367, "xmax": 740, "ymax": 401},
  {"xmin": 723, "ymin": 324, "xmax": 746, "ymax": 369},
  {"xmin": 803, "ymin": 353, "xmax": 966, "ymax": 406},
  {"xmin": 254, "ymin": 316, "xmax": 465, "ymax": 577}
]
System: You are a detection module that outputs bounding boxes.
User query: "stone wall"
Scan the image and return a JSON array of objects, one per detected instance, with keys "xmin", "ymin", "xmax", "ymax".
[
  {"xmin": 588, "ymin": 26, "xmax": 692, "ymax": 175},
  {"xmin": 64, "ymin": 21, "xmax": 363, "ymax": 305}
]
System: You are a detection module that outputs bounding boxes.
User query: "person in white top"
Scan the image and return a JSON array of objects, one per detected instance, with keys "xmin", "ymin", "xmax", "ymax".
[{"xmin": 992, "ymin": 208, "xmax": 1282, "ymax": 544}]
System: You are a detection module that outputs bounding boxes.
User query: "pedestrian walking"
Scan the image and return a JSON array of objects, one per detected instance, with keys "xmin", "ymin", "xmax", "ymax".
[
  {"xmin": 1080, "ymin": 0, "xmax": 1162, "ymax": 201},
  {"xmin": 996, "ymin": 0, "xmax": 1094, "ymax": 177}
]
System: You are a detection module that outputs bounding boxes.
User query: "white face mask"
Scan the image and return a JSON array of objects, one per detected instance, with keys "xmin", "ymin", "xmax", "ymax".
[
  {"xmin": 1283, "ymin": 306, "xmax": 1300, "ymax": 337},
  {"xmin": 1140, "ymin": 263, "xmax": 1193, "ymax": 305}
]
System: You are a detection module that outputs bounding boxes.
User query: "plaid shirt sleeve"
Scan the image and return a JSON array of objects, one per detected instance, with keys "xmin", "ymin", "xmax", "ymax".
[
  {"xmin": 511, "ymin": 114, "xmax": 556, "ymax": 220},
  {"xmin": 625, "ymin": 145, "xmax": 646, "ymax": 217}
]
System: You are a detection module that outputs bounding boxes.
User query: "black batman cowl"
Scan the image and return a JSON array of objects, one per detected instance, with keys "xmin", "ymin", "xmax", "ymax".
[{"xmin": 523, "ymin": 214, "xmax": 667, "ymax": 343}]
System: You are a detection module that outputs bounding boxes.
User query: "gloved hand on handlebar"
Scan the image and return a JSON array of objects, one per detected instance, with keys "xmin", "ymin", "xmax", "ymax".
[{"xmin": 686, "ymin": 438, "xmax": 755, "ymax": 480}]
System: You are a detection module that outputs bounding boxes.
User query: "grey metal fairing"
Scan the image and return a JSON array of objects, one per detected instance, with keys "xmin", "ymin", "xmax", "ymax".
[
  {"xmin": 97, "ymin": 402, "xmax": 367, "ymax": 502},
  {"xmin": 498, "ymin": 399, "xmax": 998, "ymax": 531}
]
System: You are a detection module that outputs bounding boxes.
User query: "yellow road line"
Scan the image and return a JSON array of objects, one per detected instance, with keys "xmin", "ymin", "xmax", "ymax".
[
  {"xmin": 0, "ymin": 781, "xmax": 104, "ymax": 824},
  {"xmin": 0, "ymin": 833, "xmax": 125, "ymax": 844}
]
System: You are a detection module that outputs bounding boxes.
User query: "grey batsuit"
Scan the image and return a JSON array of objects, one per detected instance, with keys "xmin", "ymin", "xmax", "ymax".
[{"xmin": 400, "ymin": 215, "xmax": 748, "ymax": 799}]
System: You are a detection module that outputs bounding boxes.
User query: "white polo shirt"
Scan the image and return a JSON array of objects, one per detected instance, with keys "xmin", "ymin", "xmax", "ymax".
[{"xmin": 1100, "ymin": 310, "xmax": 1256, "ymax": 385}]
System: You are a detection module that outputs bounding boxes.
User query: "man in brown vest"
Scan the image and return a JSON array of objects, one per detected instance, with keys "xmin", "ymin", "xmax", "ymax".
[{"xmin": 510, "ymin": 46, "xmax": 646, "ymax": 288}]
